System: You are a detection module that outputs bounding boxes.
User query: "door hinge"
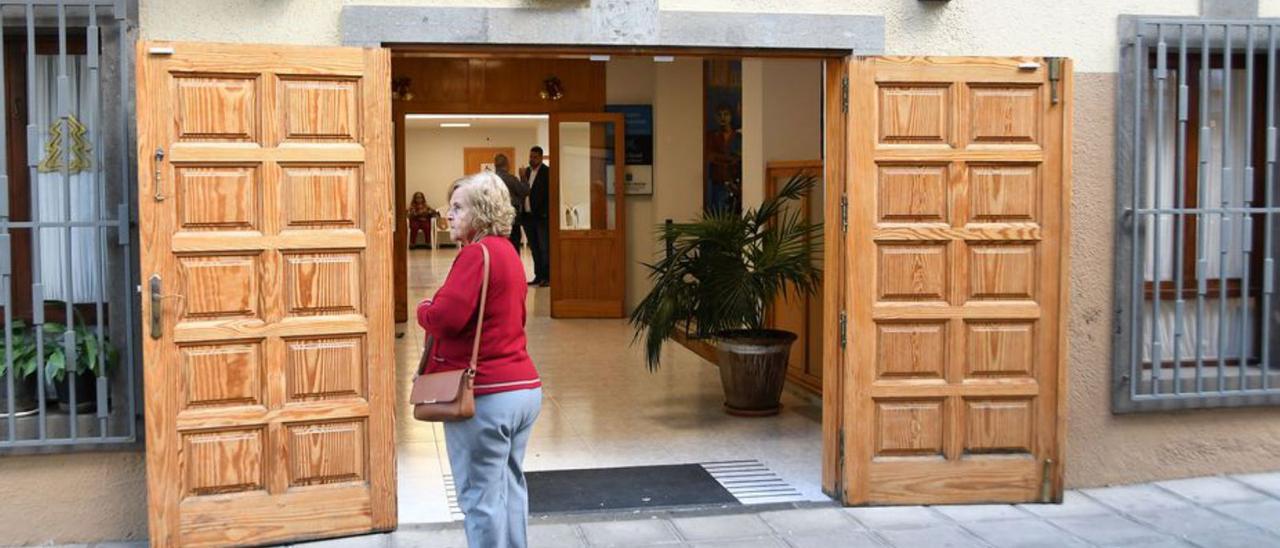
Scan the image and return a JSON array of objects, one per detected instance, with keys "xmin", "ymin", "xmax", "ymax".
[
  {"xmin": 841, "ymin": 75, "xmax": 849, "ymax": 113},
  {"xmin": 837, "ymin": 428, "xmax": 847, "ymax": 499},
  {"xmin": 838, "ymin": 310, "xmax": 847, "ymax": 349},
  {"xmin": 840, "ymin": 193, "xmax": 848, "ymax": 233},
  {"xmin": 838, "ymin": 428, "xmax": 845, "ymax": 467},
  {"xmin": 1040, "ymin": 458, "xmax": 1055, "ymax": 502},
  {"xmin": 1047, "ymin": 57, "xmax": 1063, "ymax": 105},
  {"xmin": 838, "ymin": 429, "xmax": 845, "ymax": 460}
]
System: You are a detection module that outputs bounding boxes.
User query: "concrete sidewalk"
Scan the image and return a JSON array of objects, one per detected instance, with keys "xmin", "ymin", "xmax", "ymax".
[
  {"xmin": 292, "ymin": 472, "xmax": 1280, "ymax": 548},
  {"xmin": 40, "ymin": 472, "xmax": 1280, "ymax": 548}
]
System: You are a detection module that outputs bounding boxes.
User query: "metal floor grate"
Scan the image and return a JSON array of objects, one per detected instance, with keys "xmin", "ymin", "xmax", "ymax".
[
  {"xmin": 700, "ymin": 460, "xmax": 805, "ymax": 505},
  {"xmin": 442, "ymin": 474, "xmax": 463, "ymax": 520}
]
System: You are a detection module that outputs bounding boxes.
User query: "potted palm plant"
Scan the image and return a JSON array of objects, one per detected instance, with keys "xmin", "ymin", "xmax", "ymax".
[{"xmin": 631, "ymin": 173, "xmax": 822, "ymax": 416}]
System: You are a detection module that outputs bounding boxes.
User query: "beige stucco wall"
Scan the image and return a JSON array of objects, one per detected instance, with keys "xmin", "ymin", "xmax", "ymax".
[
  {"xmin": 141, "ymin": 1, "xmax": 1208, "ymax": 72},
  {"xmin": 0, "ymin": 452, "xmax": 147, "ymax": 544},
  {"xmin": 1065, "ymin": 73, "xmax": 1280, "ymax": 486},
  {"xmin": 664, "ymin": 0, "xmax": 1201, "ymax": 73},
  {"xmin": 138, "ymin": 1, "xmax": 558, "ymax": 46}
]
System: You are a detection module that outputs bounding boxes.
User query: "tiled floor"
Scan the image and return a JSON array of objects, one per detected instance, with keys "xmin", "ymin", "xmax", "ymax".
[{"xmin": 397, "ymin": 246, "xmax": 829, "ymax": 524}]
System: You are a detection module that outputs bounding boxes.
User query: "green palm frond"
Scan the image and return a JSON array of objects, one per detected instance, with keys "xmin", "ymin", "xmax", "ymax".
[{"xmin": 629, "ymin": 173, "xmax": 824, "ymax": 371}]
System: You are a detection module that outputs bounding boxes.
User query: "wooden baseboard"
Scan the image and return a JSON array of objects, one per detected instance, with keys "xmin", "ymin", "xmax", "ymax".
[
  {"xmin": 786, "ymin": 371, "xmax": 822, "ymax": 397},
  {"xmin": 671, "ymin": 329, "xmax": 719, "ymax": 365}
]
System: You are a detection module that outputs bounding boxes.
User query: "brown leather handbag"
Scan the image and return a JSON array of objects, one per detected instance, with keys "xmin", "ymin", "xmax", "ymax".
[{"xmin": 410, "ymin": 243, "xmax": 491, "ymax": 422}]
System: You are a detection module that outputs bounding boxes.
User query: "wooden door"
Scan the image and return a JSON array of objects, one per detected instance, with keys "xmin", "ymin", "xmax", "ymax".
[
  {"xmin": 548, "ymin": 113, "xmax": 626, "ymax": 318},
  {"xmin": 463, "ymin": 146, "xmax": 516, "ymax": 177},
  {"xmin": 765, "ymin": 161, "xmax": 824, "ymax": 394},
  {"xmin": 842, "ymin": 56, "xmax": 1071, "ymax": 505},
  {"xmin": 137, "ymin": 41, "xmax": 396, "ymax": 545}
]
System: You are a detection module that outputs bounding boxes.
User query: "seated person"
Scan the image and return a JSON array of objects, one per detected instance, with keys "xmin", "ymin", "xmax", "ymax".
[{"xmin": 407, "ymin": 191, "xmax": 438, "ymax": 248}]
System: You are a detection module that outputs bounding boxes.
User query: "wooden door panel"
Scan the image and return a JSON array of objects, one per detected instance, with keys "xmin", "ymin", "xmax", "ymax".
[
  {"xmin": 395, "ymin": 58, "xmax": 473, "ymax": 111},
  {"xmin": 845, "ymin": 56, "xmax": 1069, "ymax": 505},
  {"xmin": 138, "ymin": 41, "xmax": 395, "ymax": 546},
  {"xmin": 764, "ymin": 161, "xmax": 823, "ymax": 393},
  {"xmin": 463, "ymin": 147, "xmax": 516, "ymax": 177},
  {"xmin": 821, "ymin": 57, "xmax": 848, "ymax": 498},
  {"xmin": 556, "ymin": 237, "xmax": 623, "ymax": 300},
  {"xmin": 549, "ymin": 113, "xmax": 626, "ymax": 319}
]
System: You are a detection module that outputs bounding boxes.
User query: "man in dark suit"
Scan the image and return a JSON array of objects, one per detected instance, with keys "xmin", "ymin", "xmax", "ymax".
[
  {"xmin": 493, "ymin": 153, "xmax": 528, "ymax": 250},
  {"xmin": 520, "ymin": 146, "xmax": 551, "ymax": 287}
]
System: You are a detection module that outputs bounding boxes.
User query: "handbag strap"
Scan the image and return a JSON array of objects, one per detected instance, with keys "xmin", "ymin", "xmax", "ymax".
[
  {"xmin": 468, "ymin": 242, "xmax": 492, "ymax": 372},
  {"xmin": 416, "ymin": 242, "xmax": 492, "ymax": 377}
]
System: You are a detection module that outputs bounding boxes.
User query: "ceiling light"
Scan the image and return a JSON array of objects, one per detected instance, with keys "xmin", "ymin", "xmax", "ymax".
[
  {"xmin": 589, "ymin": 54, "xmax": 611, "ymax": 62},
  {"xmin": 440, "ymin": 122, "xmax": 471, "ymax": 128},
  {"xmin": 407, "ymin": 114, "xmax": 548, "ymax": 121},
  {"xmin": 653, "ymin": 55, "xmax": 675, "ymax": 63}
]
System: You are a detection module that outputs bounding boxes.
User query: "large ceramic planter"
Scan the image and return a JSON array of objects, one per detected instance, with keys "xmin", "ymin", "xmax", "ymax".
[
  {"xmin": 714, "ymin": 329, "xmax": 797, "ymax": 417},
  {"xmin": 0, "ymin": 374, "xmax": 39, "ymax": 417},
  {"xmin": 51, "ymin": 372, "xmax": 100, "ymax": 412}
]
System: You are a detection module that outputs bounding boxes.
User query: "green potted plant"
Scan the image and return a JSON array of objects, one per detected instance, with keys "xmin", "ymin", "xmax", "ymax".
[
  {"xmin": 39, "ymin": 319, "xmax": 116, "ymax": 411},
  {"xmin": 0, "ymin": 318, "xmax": 116, "ymax": 413},
  {"xmin": 630, "ymin": 173, "xmax": 822, "ymax": 416},
  {"xmin": 1, "ymin": 320, "xmax": 43, "ymax": 416}
]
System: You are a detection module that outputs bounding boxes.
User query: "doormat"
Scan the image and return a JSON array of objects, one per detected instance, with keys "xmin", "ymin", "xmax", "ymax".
[{"xmin": 526, "ymin": 464, "xmax": 739, "ymax": 514}]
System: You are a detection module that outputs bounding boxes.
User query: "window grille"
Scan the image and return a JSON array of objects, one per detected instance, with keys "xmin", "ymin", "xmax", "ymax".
[
  {"xmin": 0, "ymin": 0, "xmax": 139, "ymax": 450},
  {"xmin": 1115, "ymin": 17, "xmax": 1280, "ymax": 412}
]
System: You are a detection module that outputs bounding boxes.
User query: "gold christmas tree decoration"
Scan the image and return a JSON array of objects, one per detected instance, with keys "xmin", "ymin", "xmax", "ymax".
[{"xmin": 38, "ymin": 115, "xmax": 92, "ymax": 174}]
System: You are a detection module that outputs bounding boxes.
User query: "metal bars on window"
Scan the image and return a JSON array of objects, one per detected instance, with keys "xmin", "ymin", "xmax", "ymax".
[
  {"xmin": 1115, "ymin": 17, "xmax": 1280, "ymax": 412},
  {"xmin": 0, "ymin": 0, "xmax": 138, "ymax": 449}
]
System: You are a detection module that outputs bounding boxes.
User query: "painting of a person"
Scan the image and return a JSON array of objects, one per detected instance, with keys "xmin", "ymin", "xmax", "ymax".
[{"xmin": 705, "ymin": 104, "xmax": 742, "ymax": 213}]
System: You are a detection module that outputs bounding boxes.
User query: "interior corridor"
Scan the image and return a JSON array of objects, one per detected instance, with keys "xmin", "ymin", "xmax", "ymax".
[{"xmin": 396, "ymin": 247, "xmax": 827, "ymax": 524}]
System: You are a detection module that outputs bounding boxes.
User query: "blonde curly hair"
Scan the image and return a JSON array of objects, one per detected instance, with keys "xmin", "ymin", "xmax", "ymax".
[{"xmin": 448, "ymin": 172, "xmax": 515, "ymax": 242}]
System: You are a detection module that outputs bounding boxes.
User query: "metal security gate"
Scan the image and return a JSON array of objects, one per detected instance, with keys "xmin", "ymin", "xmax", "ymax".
[
  {"xmin": 1115, "ymin": 17, "xmax": 1280, "ymax": 412},
  {"xmin": 0, "ymin": 0, "xmax": 138, "ymax": 449}
]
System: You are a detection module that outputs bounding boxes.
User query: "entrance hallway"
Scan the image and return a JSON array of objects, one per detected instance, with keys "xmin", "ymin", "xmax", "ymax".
[{"xmin": 396, "ymin": 248, "xmax": 826, "ymax": 524}]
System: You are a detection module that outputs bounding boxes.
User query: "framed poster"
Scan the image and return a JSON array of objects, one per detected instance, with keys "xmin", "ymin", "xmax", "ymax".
[
  {"xmin": 605, "ymin": 104, "xmax": 653, "ymax": 196},
  {"xmin": 703, "ymin": 59, "xmax": 742, "ymax": 214}
]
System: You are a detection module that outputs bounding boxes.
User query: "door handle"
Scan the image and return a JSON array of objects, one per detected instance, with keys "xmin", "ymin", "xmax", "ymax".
[
  {"xmin": 149, "ymin": 274, "xmax": 184, "ymax": 340},
  {"xmin": 150, "ymin": 274, "xmax": 162, "ymax": 339},
  {"xmin": 153, "ymin": 147, "xmax": 166, "ymax": 201},
  {"xmin": 150, "ymin": 275, "xmax": 163, "ymax": 339}
]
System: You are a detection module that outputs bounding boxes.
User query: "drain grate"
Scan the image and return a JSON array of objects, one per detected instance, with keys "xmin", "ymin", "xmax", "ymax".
[{"xmin": 700, "ymin": 460, "xmax": 805, "ymax": 504}]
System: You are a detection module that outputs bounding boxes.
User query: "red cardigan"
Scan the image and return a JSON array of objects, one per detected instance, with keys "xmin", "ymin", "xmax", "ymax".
[{"xmin": 417, "ymin": 236, "xmax": 540, "ymax": 396}]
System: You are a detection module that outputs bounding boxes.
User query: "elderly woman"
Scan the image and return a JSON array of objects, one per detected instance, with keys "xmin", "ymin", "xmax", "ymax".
[{"xmin": 416, "ymin": 172, "xmax": 542, "ymax": 548}]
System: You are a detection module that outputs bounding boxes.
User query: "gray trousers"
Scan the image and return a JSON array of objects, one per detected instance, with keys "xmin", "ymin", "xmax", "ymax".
[{"xmin": 444, "ymin": 388, "xmax": 542, "ymax": 548}]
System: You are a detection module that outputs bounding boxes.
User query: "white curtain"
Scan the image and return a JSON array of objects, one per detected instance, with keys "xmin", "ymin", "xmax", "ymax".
[
  {"xmin": 1141, "ymin": 68, "xmax": 1255, "ymax": 362},
  {"xmin": 34, "ymin": 55, "xmax": 102, "ymax": 304}
]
